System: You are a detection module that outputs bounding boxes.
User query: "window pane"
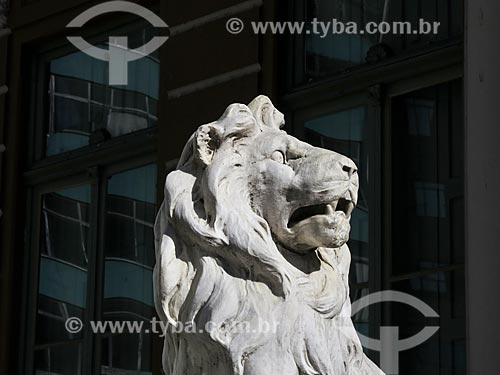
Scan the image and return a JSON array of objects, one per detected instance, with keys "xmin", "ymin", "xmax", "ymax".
[
  {"xmin": 351, "ymin": 287, "xmax": 370, "ymax": 336},
  {"xmin": 390, "ymin": 270, "xmax": 466, "ymax": 375},
  {"xmin": 34, "ymin": 342, "xmax": 84, "ymax": 375},
  {"xmin": 101, "ymin": 164, "xmax": 157, "ymax": 374},
  {"xmin": 391, "ymin": 80, "xmax": 464, "ymax": 275},
  {"xmin": 300, "ymin": 0, "xmax": 463, "ymax": 84},
  {"xmin": 45, "ymin": 24, "xmax": 160, "ymax": 157},
  {"xmin": 34, "ymin": 185, "xmax": 91, "ymax": 374},
  {"xmin": 389, "ymin": 80, "xmax": 465, "ymax": 374},
  {"xmin": 304, "ymin": 106, "xmax": 370, "ymax": 284},
  {"xmin": 350, "ymin": 287, "xmax": 377, "ymax": 362}
]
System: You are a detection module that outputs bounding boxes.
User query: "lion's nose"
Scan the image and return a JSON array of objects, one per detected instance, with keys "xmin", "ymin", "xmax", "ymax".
[{"xmin": 340, "ymin": 158, "xmax": 358, "ymax": 178}]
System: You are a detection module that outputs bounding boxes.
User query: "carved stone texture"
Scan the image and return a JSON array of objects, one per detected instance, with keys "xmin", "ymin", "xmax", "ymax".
[{"xmin": 154, "ymin": 96, "xmax": 385, "ymax": 375}]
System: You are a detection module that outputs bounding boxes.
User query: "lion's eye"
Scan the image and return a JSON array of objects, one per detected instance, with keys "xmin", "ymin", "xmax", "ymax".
[{"xmin": 271, "ymin": 150, "xmax": 286, "ymax": 164}]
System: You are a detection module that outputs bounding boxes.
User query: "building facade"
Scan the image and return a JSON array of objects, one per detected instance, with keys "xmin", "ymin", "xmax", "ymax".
[{"xmin": 0, "ymin": 0, "xmax": 499, "ymax": 374}]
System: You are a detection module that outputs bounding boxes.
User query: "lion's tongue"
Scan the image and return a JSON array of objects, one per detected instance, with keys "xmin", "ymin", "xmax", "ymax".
[
  {"xmin": 289, "ymin": 210, "xmax": 345, "ymax": 229},
  {"xmin": 289, "ymin": 211, "xmax": 349, "ymax": 251}
]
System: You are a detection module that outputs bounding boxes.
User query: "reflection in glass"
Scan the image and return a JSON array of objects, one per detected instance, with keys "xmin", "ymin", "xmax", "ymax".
[
  {"xmin": 391, "ymin": 81, "xmax": 464, "ymax": 275},
  {"xmin": 302, "ymin": 0, "xmax": 463, "ymax": 82},
  {"xmin": 46, "ymin": 25, "xmax": 160, "ymax": 156},
  {"xmin": 100, "ymin": 164, "xmax": 157, "ymax": 374},
  {"xmin": 305, "ymin": 0, "xmax": 384, "ymax": 78},
  {"xmin": 391, "ymin": 271, "xmax": 466, "ymax": 375},
  {"xmin": 304, "ymin": 106, "xmax": 369, "ymax": 285},
  {"xmin": 34, "ymin": 185, "xmax": 91, "ymax": 375},
  {"xmin": 350, "ymin": 288, "xmax": 370, "ymax": 336},
  {"xmin": 390, "ymin": 80, "xmax": 465, "ymax": 374}
]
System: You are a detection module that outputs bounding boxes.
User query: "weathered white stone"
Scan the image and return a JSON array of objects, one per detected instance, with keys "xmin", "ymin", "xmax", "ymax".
[{"xmin": 154, "ymin": 96, "xmax": 385, "ymax": 375}]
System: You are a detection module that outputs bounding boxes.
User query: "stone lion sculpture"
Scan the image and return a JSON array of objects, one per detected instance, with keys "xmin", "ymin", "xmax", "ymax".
[{"xmin": 154, "ymin": 96, "xmax": 384, "ymax": 375}]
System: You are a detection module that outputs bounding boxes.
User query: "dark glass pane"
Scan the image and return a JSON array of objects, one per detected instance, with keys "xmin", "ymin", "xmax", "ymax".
[
  {"xmin": 390, "ymin": 270, "xmax": 466, "ymax": 375},
  {"xmin": 34, "ymin": 185, "xmax": 91, "ymax": 374},
  {"xmin": 391, "ymin": 80, "xmax": 464, "ymax": 276},
  {"xmin": 304, "ymin": 0, "xmax": 385, "ymax": 80},
  {"xmin": 34, "ymin": 341, "xmax": 84, "ymax": 375},
  {"xmin": 304, "ymin": 106, "xmax": 370, "ymax": 284},
  {"xmin": 113, "ymin": 88, "xmax": 148, "ymax": 111},
  {"xmin": 350, "ymin": 288, "xmax": 378, "ymax": 364},
  {"xmin": 101, "ymin": 331, "xmax": 153, "ymax": 375},
  {"xmin": 54, "ymin": 75, "xmax": 88, "ymax": 97},
  {"xmin": 45, "ymin": 24, "xmax": 160, "ymax": 157},
  {"xmin": 301, "ymin": 0, "xmax": 463, "ymax": 84},
  {"xmin": 351, "ymin": 288, "xmax": 370, "ymax": 337},
  {"xmin": 101, "ymin": 164, "xmax": 157, "ymax": 374}
]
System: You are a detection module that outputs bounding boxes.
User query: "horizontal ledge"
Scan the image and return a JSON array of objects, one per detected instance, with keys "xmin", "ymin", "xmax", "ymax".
[
  {"xmin": 168, "ymin": 63, "xmax": 261, "ymax": 99},
  {"xmin": 170, "ymin": 0, "xmax": 262, "ymax": 36},
  {"xmin": 281, "ymin": 42, "xmax": 463, "ymax": 110}
]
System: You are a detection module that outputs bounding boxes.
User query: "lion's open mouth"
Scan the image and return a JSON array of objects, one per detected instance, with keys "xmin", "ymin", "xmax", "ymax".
[{"xmin": 287, "ymin": 198, "xmax": 355, "ymax": 228}]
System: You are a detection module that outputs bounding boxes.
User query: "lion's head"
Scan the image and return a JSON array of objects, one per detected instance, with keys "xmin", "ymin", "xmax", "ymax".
[{"xmin": 154, "ymin": 96, "xmax": 382, "ymax": 375}]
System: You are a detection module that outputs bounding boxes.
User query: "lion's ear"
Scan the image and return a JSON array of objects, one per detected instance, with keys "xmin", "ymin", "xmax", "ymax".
[
  {"xmin": 194, "ymin": 124, "xmax": 223, "ymax": 166},
  {"xmin": 248, "ymin": 95, "xmax": 285, "ymax": 130}
]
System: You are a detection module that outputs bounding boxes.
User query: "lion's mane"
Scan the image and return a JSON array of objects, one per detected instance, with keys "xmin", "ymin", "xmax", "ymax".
[{"xmin": 153, "ymin": 97, "xmax": 383, "ymax": 375}]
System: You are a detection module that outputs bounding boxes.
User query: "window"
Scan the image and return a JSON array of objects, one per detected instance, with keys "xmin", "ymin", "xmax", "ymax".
[
  {"xmin": 389, "ymin": 80, "xmax": 465, "ymax": 375},
  {"xmin": 287, "ymin": 0, "xmax": 464, "ymax": 86},
  {"xmin": 30, "ymin": 22, "xmax": 160, "ymax": 162},
  {"xmin": 22, "ymin": 20, "xmax": 160, "ymax": 375},
  {"xmin": 292, "ymin": 95, "xmax": 380, "ymax": 352},
  {"xmin": 34, "ymin": 186, "xmax": 91, "ymax": 374},
  {"xmin": 303, "ymin": 106, "xmax": 370, "ymax": 285},
  {"xmin": 100, "ymin": 165, "xmax": 157, "ymax": 374},
  {"xmin": 289, "ymin": 79, "xmax": 465, "ymax": 370},
  {"xmin": 285, "ymin": 3, "xmax": 465, "ymax": 360}
]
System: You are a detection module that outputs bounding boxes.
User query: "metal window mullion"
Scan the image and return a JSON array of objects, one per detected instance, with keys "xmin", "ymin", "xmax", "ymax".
[
  {"xmin": 43, "ymin": 207, "xmax": 90, "ymax": 226},
  {"xmin": 133, "ymin": 200, "xmax": 138, "ymax": 259},
  {"xmin": 109, "ymin": 337, "xmax": 113, "ymax": 368},
  {"xmin": 48, "ymin": 75, "xmax": 55, "ymax": 134},
  {"xmin": 108, "ymin": 210, "xmax": 153, "ymax": 228},
  {"xmin": 83, "ymin": 167, "xmax": 104, "ymax": 375},
  {"xmin": 145, "ymin": 96, "xmax": 150, "ymax": 127},
  {"xmin": 367, "ymin": 85, "xmax": 383, "ymax": 365},
  {"xmin": 37, "ymin": 309, "xmax": 69, "ymax": 322},
  {"xmin": 52, "ymin": 92, "xmax": 155, "ymax": 116},
  {"xmin": 77, "ymin": 202, "xmax": 89, "ymax": 264},
  {"xmin": 22, "ymin": 189, "xmax": 43, "ymax": 375},
  {"xmin": 42, "ymin": 205, "xmax": 53, "ymax": 257},
  {"xmin": 88, "ymin": 82, "xmax": 92, "ymax": 132},
  {"xmin": 78, "ymin": 344, "xmax": 83, "ymax": 375},
  {"xmin": 107, "ymin": 89, "xmax": 114, "ymax": 129},
  {"xmin": 137, "ymin": 331, "xmax": 143, "ymax": 371}
]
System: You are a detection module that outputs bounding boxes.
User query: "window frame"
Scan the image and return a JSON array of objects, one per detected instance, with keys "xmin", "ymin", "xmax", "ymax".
[
  {"xmin": 22, "ymin": 155, "xmax": 159, "ymax": 375},
  {"xmin": 290, "ymin": 89, "xmax": 383, "ymax": 360},
  {"xmin": 20, "ymin": 17, "xmax": 162, "ymax": 375},
  {"xmin": 381, "ymin": 75, "xmax": 466, "ymax": 367},
  {"xmin": 26, "ymin": 17, "xmax": 161, "ymax": 168},
  {"xmin": 283, "ymin": 0, "xmax": 464, "ymax": 90},
  {"xmin": 283, "ymin": 46, "xmax": 464, "ymax": 366}
]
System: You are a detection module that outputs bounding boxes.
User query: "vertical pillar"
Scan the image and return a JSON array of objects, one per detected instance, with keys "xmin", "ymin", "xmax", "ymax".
[{"xmin": 465, "ymin": 1, "xmax": 500, "ymax": 374}]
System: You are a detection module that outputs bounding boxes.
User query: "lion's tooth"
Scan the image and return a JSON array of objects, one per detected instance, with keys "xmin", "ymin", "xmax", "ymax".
[
  {"xmin": 346, "ymin": 203, "xmax": 354, "ymax": 217},
  {"xmin": 326, "ymin": 204, "xmax": 334, "ymax": 215},
  {"xmin": 331, "ymin": 200, "xmax": 338, "ymax": 211}
]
